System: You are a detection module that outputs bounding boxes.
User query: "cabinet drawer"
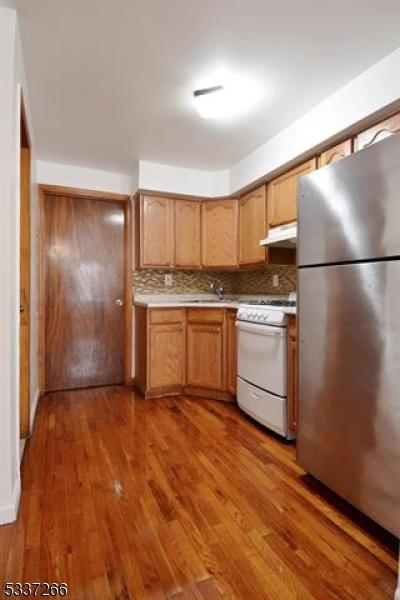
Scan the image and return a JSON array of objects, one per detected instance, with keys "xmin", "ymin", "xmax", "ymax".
[
  {"xmin": 149, "ymin": 308, "xmax": 185, "ymax": 324},
  {"xmin": 187, "ymin": 308, "xmax": 225, "ymax": 323}
]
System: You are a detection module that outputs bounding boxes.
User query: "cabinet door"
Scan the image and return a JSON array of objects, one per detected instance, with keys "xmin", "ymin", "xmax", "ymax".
[
  {"xmin": 187, "ymin": 323, "xmax": 223, "ymax": 389},
  {"xmin": 287, "ymin": 315, "xmax": 297, "ymax": 433},
  {"xmin": 355, "ymin": 113, "xmax": 400, "ymax": 151},
  {"xmin": 239, "ymin": 186, "xmax": 266, "ymax": 266},
  {"xmin": 319, "ymin": 139, "xmax": 352, "ymax": 167},
  {"xmin": 227, "ymin": 310, "xmax": 237, "ymax": 395},
  {"xmin": 268, "ymin": 159, "xmax": 316, "ymax": 227},
  {"xmin": 174, "ymin": 200, "xmax": 201, "ymax": 267},
  {"xmin": 140, "ymin": 195, "xmax": 173, "ymax": 268},
  {"xmin": 201, "ymin": 200, "xmax": 238, "ymax": 267},
  {"xmin": 148, "ymin": 323, "xmax": 185, "ymax": 390}
]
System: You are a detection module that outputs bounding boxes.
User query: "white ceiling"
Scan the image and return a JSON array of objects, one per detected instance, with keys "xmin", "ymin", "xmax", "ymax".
[{"xmin": 8, "ymin": 0, "xmax": 400, "ymax": 173}]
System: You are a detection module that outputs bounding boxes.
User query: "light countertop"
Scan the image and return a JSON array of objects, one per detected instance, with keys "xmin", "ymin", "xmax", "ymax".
[{"xmin": 133, "ymin": 294, "xmax": 296, "ymax": 315}]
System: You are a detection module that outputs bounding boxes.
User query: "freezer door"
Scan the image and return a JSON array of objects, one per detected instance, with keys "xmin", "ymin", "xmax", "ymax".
[
  {"xmin": 298, "ymin": 261, "xmax": 400, "ymax": 536},
  {"xmin": 298, "ymin": 134, "xmax": 400, "ymax": 266}
]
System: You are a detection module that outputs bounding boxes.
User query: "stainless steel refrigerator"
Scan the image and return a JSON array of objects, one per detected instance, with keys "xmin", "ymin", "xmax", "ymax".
[{"xmin": 297, "ymin": 133, "xmax": 400, "ymax": 537}]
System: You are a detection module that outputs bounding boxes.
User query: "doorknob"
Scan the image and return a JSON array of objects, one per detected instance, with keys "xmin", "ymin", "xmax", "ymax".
[
  {"xmin": 20, "ymin": 304, "xmax": 25, "ymax": 313},
  {"xmin": 115, "ymin": 298, "xmax": 124, "ymax": 306}
]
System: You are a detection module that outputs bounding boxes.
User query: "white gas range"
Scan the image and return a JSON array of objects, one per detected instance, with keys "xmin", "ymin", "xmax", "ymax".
[{"xmin": 236, "ymin": 294, "xmax": 296, "ymax": 440}]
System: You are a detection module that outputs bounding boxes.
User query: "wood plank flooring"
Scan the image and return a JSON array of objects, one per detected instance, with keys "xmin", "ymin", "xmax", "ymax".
[{"xmin": 0, "ymin": 386, "xmax": 398, "ymax": 599}]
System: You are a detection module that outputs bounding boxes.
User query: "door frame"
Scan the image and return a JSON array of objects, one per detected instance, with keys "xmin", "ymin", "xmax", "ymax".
[
  {"xmin": 38, "ymin": 184, "xmax": 133, "ymax": 393},
  {"xmin": 20, "ymin": 90, "xmax": 31, "ymax": 437}
]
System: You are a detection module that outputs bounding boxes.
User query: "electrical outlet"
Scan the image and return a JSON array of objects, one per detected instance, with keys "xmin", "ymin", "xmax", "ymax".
[
  {"xmin": 165, "ymin": 273, "xmax": 173, "ymax": 287},
  {"xmin": 272, "ymin": 274, "xmax": 279, "ymax": 288}
]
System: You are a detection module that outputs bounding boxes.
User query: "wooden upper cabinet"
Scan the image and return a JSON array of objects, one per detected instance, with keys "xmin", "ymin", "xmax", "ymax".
[
  {"xmin": 174, "ymin": 200, "xmax": 201, "ymax": 268},
  {"xmin": 268, "ymin": 159, "xmax": 316, "ymax": 227},
  {"xmin": 201, "ymin": 199, "xmax": 238, "ymax": 268},
  {"xmin": 355, "ymin": 113, "xmax": 400, "ymax": 151},
  {"xmin": 319, "ymin": 139, "xmax": 352, "ymax": 167},
  {"xmin": 239, "ymin": 186, "xmax": 266, "ymax": 266},
  {"xmin": 140, "ymin": 195, "xmax": 174, "ymax": 268}
]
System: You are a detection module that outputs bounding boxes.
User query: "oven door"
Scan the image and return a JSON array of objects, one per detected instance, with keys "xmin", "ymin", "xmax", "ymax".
[{"xmin": 236, "ymin": 320, "xmax": 287, "ymax": 396}]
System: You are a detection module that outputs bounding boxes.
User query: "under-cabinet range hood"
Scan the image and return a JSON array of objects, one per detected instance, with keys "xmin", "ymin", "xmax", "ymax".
[{"xmin": 260, "ymin": 221, "xmax": 297, "ymax": 247}]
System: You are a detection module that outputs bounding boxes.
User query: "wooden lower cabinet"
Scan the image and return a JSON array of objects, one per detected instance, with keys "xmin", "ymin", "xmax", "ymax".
[
  {"xmin": 135, "ymin": 306, "xmax": 236, "ymax": 400},
  {"xmin": 186, "ymin": 323, "xmax": 223, "ymax": 389},
  {"xmin": 287, "ymin": 314, "xmax": 297, "ymax": 433},
  {"xmin": 148, "ymin": 323, "xmax": 184, "ymax": 390}
]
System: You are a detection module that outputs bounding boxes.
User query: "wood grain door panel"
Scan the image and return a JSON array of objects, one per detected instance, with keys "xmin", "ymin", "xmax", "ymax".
[
  {"xmin": 319, "ymin": 139, "xmax": 352, "ymax": 167},
  {"xmin": 187, "ymin": 323, "xmax": 223, "ymax": 389},
  {"xmin": 148, "ymin": 324, "xmax": 185, "ymax": 389},
  {"xmin": 268, "ymin": 159, "xmax": 316, "ymax": 227},
  {"xmin": 45, "ymin": 195, "xmax": 125, "ymax": 391},
  {"xmin": 355, "ymin": 113, "xmax": 400, "ymax": 151},
  {"xmin": 20, "ymin": 142, "xmax": 31, "ymax": 437},
  {"xmin": 201, "ymin": 200, "xmax": 238, "ymax": 267},
  {"xmin": 174, "ymin": 200, "xmax": 201, "ymax": 267},
  {"xmin": 239, "ymin": 186, "xmax": 266, "ymax": 265},
  {"xmin": 141, "ymin": 195, "xmax": 173, "ymax": 267}
]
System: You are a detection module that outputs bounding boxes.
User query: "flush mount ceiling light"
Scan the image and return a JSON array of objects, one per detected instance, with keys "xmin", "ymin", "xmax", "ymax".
[
  {"xmin": 193, "ymin": 85, "xmax": 227, "ymax": 119},
  {"xmin": 192, "ymin": 74, "xmax": 263, "ymax": 120}
]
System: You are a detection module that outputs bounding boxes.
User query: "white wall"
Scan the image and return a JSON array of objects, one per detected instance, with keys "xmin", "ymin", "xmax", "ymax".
[
  {"xmin": 138, "ymin": 160, "xmax": 229, "ymax": 197},
  {"xmin": 134, "ymin": 47, "xmax": 400, "ymax": 197},
  {"xmin": 37, "ymin": 160, "xmax": 133, "ymax": 195},
  {"xmin": 35, "ymin": 48, "xmax": 400, "ymax": 201},
  {"xmin": 229, "ymin": 47, "xmax": 400, "ymax": 192},
  {"xmin": 0, "ymin": 8, "xmax": 20, "ymax": 523},
  {"xmin": 0, "ymin": 6, "xmax": 18, "ymax": 525},
  {"xmin": 0, "ymin": 6, "xmax": 38, "ymax": 525}
]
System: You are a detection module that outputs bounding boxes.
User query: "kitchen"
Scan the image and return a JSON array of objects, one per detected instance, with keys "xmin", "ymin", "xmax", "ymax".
[{"xmin": 0, "ymin": 1, "xmax": 399, "ymax": 599}]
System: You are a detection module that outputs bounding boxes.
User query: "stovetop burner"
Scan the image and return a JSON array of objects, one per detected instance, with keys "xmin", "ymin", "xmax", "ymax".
[{"xmin": 247, "ymin": 299, "xmax": 296, "ymax": 307}]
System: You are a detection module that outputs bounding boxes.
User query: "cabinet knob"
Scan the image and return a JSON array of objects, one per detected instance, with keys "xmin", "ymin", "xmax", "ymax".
[{"xmin": 115, "ymin": 298, "xmax": 124, "ymax": 306}]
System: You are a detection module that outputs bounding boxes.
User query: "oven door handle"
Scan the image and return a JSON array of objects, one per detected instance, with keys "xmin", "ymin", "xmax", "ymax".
[{"xmin": 235, "ymin": 321, "xmax": 284, "ymax": 336}]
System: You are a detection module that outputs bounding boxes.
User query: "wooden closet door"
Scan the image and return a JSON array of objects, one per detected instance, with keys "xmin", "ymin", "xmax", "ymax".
[{"xmin": 44, "ymin": 194, "xmax": 125, "ymax": 391}]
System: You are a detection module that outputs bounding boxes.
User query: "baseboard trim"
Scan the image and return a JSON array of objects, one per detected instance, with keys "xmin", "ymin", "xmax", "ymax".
[
  {"xmin": 30, "ymin": 388, "xmax": 41, "ymax": 431},
  {"xmin": 0, "ymin": 477, "xmax": 21, "ymax": 525}
]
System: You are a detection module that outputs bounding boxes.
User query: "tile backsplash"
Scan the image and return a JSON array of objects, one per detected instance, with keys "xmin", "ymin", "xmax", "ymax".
[{"xmin": 133, "ymin": 265, "xmax": 296, "ymax": 296}]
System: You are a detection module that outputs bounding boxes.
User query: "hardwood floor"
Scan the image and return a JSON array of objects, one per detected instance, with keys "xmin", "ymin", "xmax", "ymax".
[{"xmin": 0, "ymin": 387, "xmax": 397, "ymax": 599}]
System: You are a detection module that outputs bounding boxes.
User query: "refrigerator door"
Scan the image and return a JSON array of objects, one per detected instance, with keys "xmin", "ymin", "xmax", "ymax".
[
  {"xmin": 298, "ymin": 134, "xmax": 400, "ymax": 266},
  {"xmin": 298, "ymin": 260, "xmax": 400, "ymax": 536}
]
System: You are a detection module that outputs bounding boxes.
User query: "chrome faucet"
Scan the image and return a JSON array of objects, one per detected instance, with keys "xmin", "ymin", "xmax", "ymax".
[{"xmin": 211, "ymin": 280, "xmax": 225, "ymax": 301}]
